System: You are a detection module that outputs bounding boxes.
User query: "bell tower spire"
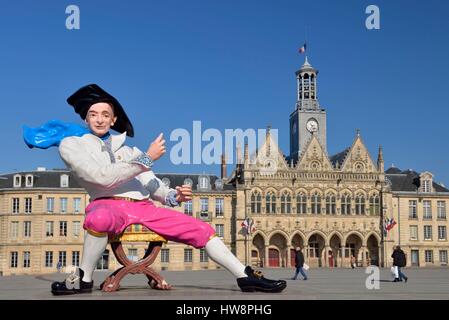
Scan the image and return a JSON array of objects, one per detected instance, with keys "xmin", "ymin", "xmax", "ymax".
[{"xmin": 290, "ymin": 56, "xmax": 327, "ymax": 160}]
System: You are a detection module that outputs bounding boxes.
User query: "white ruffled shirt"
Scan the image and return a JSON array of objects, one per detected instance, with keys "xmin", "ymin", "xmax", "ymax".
[{"xmin": 59, "ymin": 132, "xmax": 177, "ymax": 205}]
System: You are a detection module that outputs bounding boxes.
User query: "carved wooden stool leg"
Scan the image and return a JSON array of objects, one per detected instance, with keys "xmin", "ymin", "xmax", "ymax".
[
  {"xmin": 101, "ymin": 242, "xmax": 132, "ymax": 292},
  {"xmin": 101, "ymin": 240, "xmax": 171, "ymax": 292}
]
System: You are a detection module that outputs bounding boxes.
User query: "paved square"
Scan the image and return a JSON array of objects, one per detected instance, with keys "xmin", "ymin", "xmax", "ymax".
[{"xmin": 1, "ymin": 267, "xmax": 448, "ymax": 300}]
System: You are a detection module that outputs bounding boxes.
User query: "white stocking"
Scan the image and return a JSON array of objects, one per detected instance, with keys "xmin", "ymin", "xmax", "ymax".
[
  {"xmin": 205, "ymin": 237, "xmax": 247, "ymax": 278},
  {"xmin": 79, "ymin": 232, "xmax": 108, "ymax": 282}
]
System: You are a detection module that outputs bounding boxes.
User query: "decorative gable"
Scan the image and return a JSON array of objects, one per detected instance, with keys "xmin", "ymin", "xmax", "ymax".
[{"xmin": 296, "ymin": 135, "xmax": 333, "ymax": 172}]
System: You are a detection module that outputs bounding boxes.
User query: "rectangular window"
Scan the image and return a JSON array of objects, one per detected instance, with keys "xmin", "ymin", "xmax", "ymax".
[
  {"xmin": 184, "ymin": 249, "xmax": 193, "ymax": 263},
  {"xmin": 10, "ymin": 221, "xmax": 19, "ymax": 238},
  {"xmin": 72, "ymin": 251, "xmax": 80, "ymax": 267},
  {"xmin": 73, "ymin": 221, "xmax": 81, "ymax": 237},
  {"xmin": 13, "ymin": 175, "xmax": 21, "ymax": 188},
  {"xmin": 60, "ymin": 198, "xmax": 68, "ymax": 213},
  {"xmin": 424, "ymin": 225, "xmax": 432, "ymax": 240},
  {"xmin": 215, "ymin": 198, "xmax": 224, "ymax": 217},
  {"xmin": 200, "ymin": 249, "xmax": 208, "ymax": 263},
  {"xmin": 425, "ymin": 250, "xmax": 433, "ymax": 263},
  {"xmin": 45, "ymin": 251, "xmax": 53, "ymax": 268},
  {"xmin": 10, "ymin": 252, "xmax": 18, "ymax": 268},
  {"xmin": 437, "ymin": 201, "xmax": 446, "ymax": 219},
  {"xmin": 161, "ymin": 249, "xmax": 169, "ymax": 263},
  {"xmin": 47, "ymin": 197, "xmax": 55, "ymax": 213},
  {"xmin": 200, "ymin": 198, "xmax": 209, "ymax": 212},
  {"xmin": 59, "ymin": 221, "xmax": 67, "ymax": 237},
  {"xmin": 439, "ymin": 250, "xmax": 448, "ymax": 266},
  {"xmin": 60, "ymin": 175, "xmax": 69, "ymax": 188},
  {"xmin": 23, "ymin": 251, "xmax": 31, "ymax": 268},
  {"xmin": 438, "ymin": 226, "xmax": 447, "ymax": 240},
  {"xmin": 410, "ymin": 225, "xmax": 418, "ymax": 240},
  {"xmin": 423, "ymin": 200, "xmax": 432, "ymax": 219},
  {"xmin": 46, "ymin": 221, "xmax": 54, "ymax": 237},
  {"xmin": 25, "ymin": 197, "xmax": 32, "ymax": 214},
  {"xmin": 128, "ymin": 249, "xmax": 138, "ymax": 262},
  {"xmin": 12, "ymin": 198, "xmax": 20, "ymax": 214},
  {"xmin": 73, "ymin": 198, "xmax": 81, "ymax": 213},
  {"xmin": 215, "ymin": 224, "xmax": 225, "ymax": 238},
  {"xmin": 423, "ymin": 180, "xmax": 431, "ymax": 193},
  {"xmin": 23, "ymin": 221, "xmax": 31, "ymax": 237},
  {"xmin": 184, "ymin": 200, "xmax": 192, "ymax": 216},
  {"xmin": 409, "ymin": 200, "xmax": 417, "ymax": 219},
  {"xmin": 59, "ymin": 251, "xmax": 66, "ymax": 267}
]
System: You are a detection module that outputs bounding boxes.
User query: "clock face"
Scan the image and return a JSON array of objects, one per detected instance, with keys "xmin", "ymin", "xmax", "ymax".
[{"xmin": 306, "ymin": 119, "xmax": 318, "ymax": 133}]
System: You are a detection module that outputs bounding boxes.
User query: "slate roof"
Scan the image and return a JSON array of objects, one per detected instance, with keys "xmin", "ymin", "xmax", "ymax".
[
  {"xmin": 385, "ymin": 168, "xmax": 449, "ymax": 193},
  {"xmin": 0, "ymin": 169, "xmax": 234, "ymax": 192},
  {"xmin": 329, "ymin": 148, "xmax": 350, "ymax": 168}
]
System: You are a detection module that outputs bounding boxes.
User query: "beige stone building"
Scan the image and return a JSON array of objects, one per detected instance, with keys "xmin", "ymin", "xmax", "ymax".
[
  {"xmin": 1, "ymin": 57, "xmax": 447, "ymax": 276},
  {"xmin": 0, "ymin": 169, "xmax": 234, "ymax": 276},
  {"xmin": 228, "ymin": 57, "xmax": 449, "ymax": 269}
]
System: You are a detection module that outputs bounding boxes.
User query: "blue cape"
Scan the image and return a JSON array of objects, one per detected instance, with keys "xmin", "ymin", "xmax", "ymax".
[{"xmin": 23, "ymin": 120, "xmax": 90, "ymax": 149}]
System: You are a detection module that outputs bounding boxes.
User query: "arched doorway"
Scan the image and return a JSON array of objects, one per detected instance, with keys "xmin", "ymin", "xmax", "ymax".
[
  {"xmin": 252, "ymin": 234, "xmax": 265, "ymax": 267},
  {"xmin": 269, "ymin": 233, "xmax": 288, "ymax": 267},
  {"xmin": 345, "ymin": 234, "xmax": 363, "ymax": 267},
  {"xmin": 366, "ymin": 234, "xmax": 380, "ymax": 266},
  {"xmin": 290, "ymin": 234, "xmax": 305, "ymax": 267},
  {"xmin": 307, "ymin": 233, "xmax": 325, "ymax": 267},
  {"xmin": 329, "ymin": 234, "xmax": 342, "ymax": 267},
  {"xmin": 268, "ymin": 248, "xmax": 280, "ymax": 267}
]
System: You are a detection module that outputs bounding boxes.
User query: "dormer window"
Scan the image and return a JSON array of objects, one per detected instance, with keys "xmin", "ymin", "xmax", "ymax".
[
  {"xmin": 184, "ymin": 178, "xmax": 193, "ymax": 187},
  {"xmin": 161, "ymin": 178, "xmax": 171, "ymax": 188},
  {"xmin": 13, "ymin": 175, "xmax": 22, "ymax": 188},
  {"xmin": 420, "ymin": 172, "xmax": 434, "ymax": 193},
  {"xmin": 25, "ymin": 174, "xmax": 34, "ymax": 187},
  {"xmin": 60, "ymin": 174, "xmax": 69, "ymax": 188},
  {"xmin": 198, "ymin": 176, "xmax": 210, "ymax": 190},
  {"xmin": 215, "ymin": 179, "xmax": 223, "ymax": 190},
  {"xmin": 423, "ymin": 180, "xmax": 431, "ymax": 193}
]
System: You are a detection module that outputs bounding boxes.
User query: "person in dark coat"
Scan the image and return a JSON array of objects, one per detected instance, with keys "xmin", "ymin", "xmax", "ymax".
[
  {"xmin": 391, "ymin": 246, "xmax": 408, "ymax": 282},
  {"xmin": 292, "ymin": 247, "xmax": 308, "ymax": 280}
]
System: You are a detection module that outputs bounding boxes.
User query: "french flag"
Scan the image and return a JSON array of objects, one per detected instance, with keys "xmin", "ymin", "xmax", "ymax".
[
  {"xmin": 298, "ymin": 42, "xmax": 307, "ymax": 54},
  {"xmin": 386, "ymin": 218, "xmax": 397, "ymax": 231}
]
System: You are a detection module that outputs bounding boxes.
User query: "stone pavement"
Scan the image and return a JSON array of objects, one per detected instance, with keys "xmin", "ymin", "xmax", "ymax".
[{"xmin": 1, "ymin": 267, "xmax": 448, "ymax": 300}]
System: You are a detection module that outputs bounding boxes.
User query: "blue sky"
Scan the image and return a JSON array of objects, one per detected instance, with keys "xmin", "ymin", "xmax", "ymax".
[{"xmin": 0, "ymin": 0, "xmax": 448, "ymax": 184}]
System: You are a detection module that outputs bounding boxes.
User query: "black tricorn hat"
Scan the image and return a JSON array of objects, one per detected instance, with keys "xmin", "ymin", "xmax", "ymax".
[{"xmin": 67, "ymin": 84, "xmax": 134, "ymax": 137}]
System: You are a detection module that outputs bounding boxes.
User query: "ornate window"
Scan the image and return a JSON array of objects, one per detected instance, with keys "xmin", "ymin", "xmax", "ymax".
[
  {"xmin": 326, "ymin": 193, "xmax": 336, "ymax": 215},
  {"xmin": 341, "ymin": 193, "xmax": 351, "ymax": 215},
  {"xmin": 311, "ymin": 192, "xmax": 321, "ymax": 215},
  {"xmin": 280, "ymin": 191, "xmax": 292, "ymax": 214},
  {"xmin": 251, "ymin": 191, "xmax": 262, "ymax": 214},
  {"xmin": 296, "ymin": 192, "xmax": 307, "ymax": 214},
  {"xmin": 369, "ymin": 194, "xmax": 380, "ymax": 216},
  {"xmin": 355, "ymin": 194, "xmax": 366, "ymax": 215},
  {"xmin": 265, "ymin": 191, "xmax": 276, "ymax": 214}
]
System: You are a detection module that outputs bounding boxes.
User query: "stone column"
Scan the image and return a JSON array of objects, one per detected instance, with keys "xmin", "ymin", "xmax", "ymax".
[
  {"xmin": 287, "ymin": 247, "xmax": 291, "ymax": 268},
  {"xmin": 265, "ymin": 244, "xmax": 269, "ymax": 268}
]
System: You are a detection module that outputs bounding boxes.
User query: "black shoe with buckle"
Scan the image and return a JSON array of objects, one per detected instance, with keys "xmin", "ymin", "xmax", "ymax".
[
  {"xmin": 237, "ymin": 266, "xmax": 287, "ymax": 293},
  {"xmin": 51, "ymin": 268, "xmax": 93, "ymax": 295}
]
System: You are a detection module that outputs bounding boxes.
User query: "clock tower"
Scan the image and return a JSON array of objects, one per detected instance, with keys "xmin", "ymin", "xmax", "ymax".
[{"xmin": 289, "ymin": 56, "xmax": 327, "ymax": 160}]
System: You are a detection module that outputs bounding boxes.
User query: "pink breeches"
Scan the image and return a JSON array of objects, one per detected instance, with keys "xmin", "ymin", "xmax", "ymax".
[{"xmin": 83, "ymin": 199, "xmax": 215, "ymax": 249}]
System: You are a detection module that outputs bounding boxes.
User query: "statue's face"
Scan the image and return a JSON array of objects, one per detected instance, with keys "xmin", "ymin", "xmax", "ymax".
[{"xmin": 85, "ymin": 102, "xmax": 117, "ymax": 137}]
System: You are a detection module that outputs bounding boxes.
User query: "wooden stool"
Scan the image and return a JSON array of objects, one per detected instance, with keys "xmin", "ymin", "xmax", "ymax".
[{"xmin": 100, "ymin": 224, "xmax": 170, "ymax": 292}]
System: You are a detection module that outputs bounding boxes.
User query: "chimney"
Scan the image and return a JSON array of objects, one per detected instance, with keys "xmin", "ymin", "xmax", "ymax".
[{"xmin": 221, "ymin": 154, "xmax": 227, "ymax": 179}]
